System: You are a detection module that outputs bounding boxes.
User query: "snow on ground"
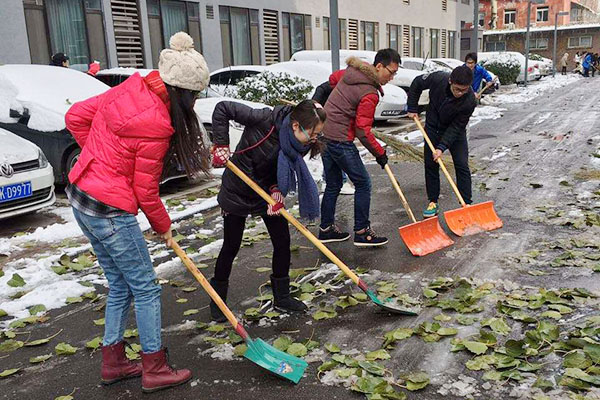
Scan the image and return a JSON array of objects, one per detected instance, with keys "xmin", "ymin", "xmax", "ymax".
[
  {"xmin": 0, "ymin": 196, "xmax": 218, "ymax": 256},
  {"xmin": 0, "ymin": 195, "xmax": 220, "ymax": 327},
  {"xmin": 0, "ymin": 254, "xmax": 97, "ymax": 327},
  {"xmin": 469, "ymin": 105, "xmax": 506, "ymax": 127},
  {"xmin": 485, "ymin": 74, "xmax": 580, "ymax": 105}
]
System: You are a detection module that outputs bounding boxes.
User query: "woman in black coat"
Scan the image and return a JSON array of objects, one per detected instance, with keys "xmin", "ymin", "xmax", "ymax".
[{"xmin": 209, "ymin": 100, "xmax": 326, "ymax": 321}]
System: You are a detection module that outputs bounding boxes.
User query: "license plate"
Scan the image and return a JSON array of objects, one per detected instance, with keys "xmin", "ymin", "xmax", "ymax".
[
  {"xmin": 0, "ymin": 181, "xmax": 33, "ymax": 203},
  {"xmin": 381, "ymin": 110, "xmax": 403, "ymax": 116}
]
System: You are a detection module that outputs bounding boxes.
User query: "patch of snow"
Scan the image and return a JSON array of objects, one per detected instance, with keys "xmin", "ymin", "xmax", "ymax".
[
  {"xmin": 488, "ymin": 74, "xmax": 580, "ymax": 105},
  {"xmin": 163, "ymin": 319, "xmax": 197, "ymax": 333},
  {"xmin": 469, "ymin": 106, "xmax": 506, "ymax": 127},
  {"xmin": 202, "ymin": 343, "xmax": 238, "ymax": 361},
  {"xmin": 0, "ymin": 256, "xmax": 94, "ymax": 327}
]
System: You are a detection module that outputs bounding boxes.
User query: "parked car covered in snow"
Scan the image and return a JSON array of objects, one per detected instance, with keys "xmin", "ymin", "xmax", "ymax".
[
  {"xmin": 290, "ymin": 49, "xmax": 429, "ymax": 109},
  {"xmin": 209, "ymin": 61, "xmax": 408, "ymax": 119},
  {"xmin": 0, "ymin": 65, "xmax": 109, "ymax": 185},
  {"xmin": 477, "ymin": 52, "xmax": 539, "ymax": 83},
  {"xmin": 0, "ymin": 128, "xmax": 55, "ymax": 219}
]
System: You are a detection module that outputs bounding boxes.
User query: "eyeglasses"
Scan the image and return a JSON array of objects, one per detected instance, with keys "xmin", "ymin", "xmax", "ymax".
[
  {"xmin": 385, "ymin": 66, "xmax": 398, "ymax": 76},
  {"xmin": 300, "ymin": 125, "xmax": 323, "ymax": 141},
  {"xmin": 451, "ymin": 84, "xmax": 471, "ymax": 95}
]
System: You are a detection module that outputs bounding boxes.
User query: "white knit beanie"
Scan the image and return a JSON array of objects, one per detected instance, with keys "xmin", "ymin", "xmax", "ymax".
[{"xmin": 158, "ymin": 32, "xmax": 209, "ymax": 91}]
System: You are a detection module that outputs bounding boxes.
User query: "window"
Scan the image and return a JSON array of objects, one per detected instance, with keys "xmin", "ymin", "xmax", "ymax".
[
  {"xmin": 448, "ymin": 30, "xmax": 456, "ymax": 59},
  {"xmin": 339, "ymin": 18, "xmax": 347, "ymax": 49},
  {"xmin": 84, "ymin": 0, "xmax": 101, "ymax": 10},
  {"xmin": 536, "ymin": 6, "xmax": 549, "ymax": 22},
  {"xmin": 460, "ymin": 37, "xmax": 471, "ymax": 51},
  {"xmin": 568, "ymin": 36, "xmax": 592, "ymax": 48},
  {"xmin": 531, "ymin": 37, "xmax": 548, "ymax": 49},
  {"xmin": 411, "ymin": 26, "xmax": 423, "ymax": 57},
  {"xmin": 461, "ymin": 0, "xmax": 470, "ymax": 4},
  {"xmin": 361, "ymin": 21, "xmax": 377, "ymax": 51},
  {"xmin": 323, "ymin": 16, "xmax": 330, "ymax": 50},
  {"xmin": 388, "ymin": 24, "xmax": 400, "ymax": 52},
  {"xmin": 478, "ymin": 12, "xmax": 485, "ymax": 28},
  {"xmin": 147, "ymin": 0, "xmax": 160, "ymax": 16},
  {"xmin": 161, "ymin": 1, "xmax": 188, "ymax": 48},
  {"xmin": 283, "ymin": 12, "xmax": 307, "ymax": 59},
  {"xmin": 220, "ymin": 6, "xmax": 260, "ymax": 66},
  {"xmin": 304, "ymin": 15, "xmax": 312, "ymax": 50},
  {"xmin": 46, "ymin": 0, "xmax": 90, "ymax": 66},
  {"xmin": 485, "ymin": 41, "xmax": 506, "ymax": 51},
  {"xmin": 504, "ymin": 10, "xmax": 516, "ymax": 25},
  {"xmin": 430, "ymin": 28, "xmax": 439, "ymax": 58}
]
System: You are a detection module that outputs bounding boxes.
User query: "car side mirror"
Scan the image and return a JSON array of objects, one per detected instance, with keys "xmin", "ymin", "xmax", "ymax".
[{"xmin": 9, "ymin": 108, "xmax": 30, "ymax": 123}]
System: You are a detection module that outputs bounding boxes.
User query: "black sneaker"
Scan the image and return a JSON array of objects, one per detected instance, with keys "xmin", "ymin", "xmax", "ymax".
[
  {"xmin": 319, "ymin": 225, "xmax": 351, "ymax": 243},
  {"xmin": 354, "ymin": 227, "xmax": 388, "ymax": 247}
]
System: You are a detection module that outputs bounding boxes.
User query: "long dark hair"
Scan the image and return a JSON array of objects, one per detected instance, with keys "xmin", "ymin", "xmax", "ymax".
[
  {"xmin": 162, "ymin": 84, "xmax": 211, "ymax": 180},
  {"xmin": 289, "ymin": 100, "xmax": 326, "ymax": 159}
]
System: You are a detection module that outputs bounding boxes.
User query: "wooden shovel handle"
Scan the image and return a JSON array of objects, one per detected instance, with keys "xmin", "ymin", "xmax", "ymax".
[
  {"xmin": 384, "ymin": 164, "xmax": 417, "ymax": 223},
  {"xmin": 170, "ymin": 241, "xmax": 241, "ymax": 332},
  {"xmin": 413, "ymin": 117, "xmax": 467, "ymax": 207},
  {"xmin": 226, "ymin": 161, "xmax": 362, "ymax": 286}
]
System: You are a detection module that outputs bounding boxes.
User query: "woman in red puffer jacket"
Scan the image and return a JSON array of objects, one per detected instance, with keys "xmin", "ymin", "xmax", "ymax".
[{"xmin": 65, "ymin": 32, "xmax": 210, "ymax": 393}]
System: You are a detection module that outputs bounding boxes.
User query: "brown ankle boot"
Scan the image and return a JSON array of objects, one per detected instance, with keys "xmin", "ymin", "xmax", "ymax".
[
  {"xmin": 141, "ymin": 348, "xmax": 191, "ymax": 393},
  {"xmin": 101, "ymin": 342, "xmax": 142, "ymax": 385}
]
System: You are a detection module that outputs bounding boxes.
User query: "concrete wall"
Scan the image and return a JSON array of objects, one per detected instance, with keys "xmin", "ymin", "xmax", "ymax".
[{"xmin": 0, "ymin": 0, "xmax": 31, "ymax": 64}]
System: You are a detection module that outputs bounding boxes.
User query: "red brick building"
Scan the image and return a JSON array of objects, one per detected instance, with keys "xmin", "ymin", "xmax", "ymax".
[{"xmin": 478, "ymin": 0, "xmax": 600, "ymax": 31}]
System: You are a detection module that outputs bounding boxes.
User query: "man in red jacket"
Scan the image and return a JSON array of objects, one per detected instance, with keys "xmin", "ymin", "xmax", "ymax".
[{"xmin": 318, "ymin": 48, "xmax": 400, "ymax": 247}]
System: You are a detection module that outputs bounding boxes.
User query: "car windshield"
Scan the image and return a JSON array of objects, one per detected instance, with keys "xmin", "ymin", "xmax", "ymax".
[{"xmin": 198, "ymin": 86, "xmax": 223, "ymax": 99}]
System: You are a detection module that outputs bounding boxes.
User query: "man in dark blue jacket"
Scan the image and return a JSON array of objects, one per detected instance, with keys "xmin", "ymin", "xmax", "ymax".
[
  {"xmin": 465, "ymin": 52, "xmax": 494, "ymax": 99},
  {"xmin": 406, "ymin": 66, "xmax": 476, "ymax": 218}
]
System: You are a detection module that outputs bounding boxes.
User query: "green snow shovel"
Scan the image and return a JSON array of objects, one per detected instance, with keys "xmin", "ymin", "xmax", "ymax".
[
  {"xmin": 171, "ymin": 241, "xmax": 307, "ymax": 384},
  {"xmin": 227, "ymin": 161, "xmax": 417, "ymax": 316}
]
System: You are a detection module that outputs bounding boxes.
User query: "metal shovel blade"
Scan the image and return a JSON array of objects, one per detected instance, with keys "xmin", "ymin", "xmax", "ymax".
[
  {"xmin": 398, "ymin": 216, "xmax": 454, "ymax": 256},
  {"xmin": 365, "ymin": 289, "xmax": 419, "ymax": 316},
  {"xmin": 444, "ymin": 201, "xmax": 503, "ymax": 237},
  {"xmin": 244, "ymin": 338, "xmax": 308, "ymax": 384}
]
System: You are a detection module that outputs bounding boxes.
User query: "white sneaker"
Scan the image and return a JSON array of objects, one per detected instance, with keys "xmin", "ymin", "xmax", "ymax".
[{"xmin": 340, "ymin": 181, "xmax": 355, "ymax": 195}]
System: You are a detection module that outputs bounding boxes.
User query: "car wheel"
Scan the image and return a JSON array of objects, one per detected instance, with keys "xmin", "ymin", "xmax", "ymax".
[{"xmin": 65, "ymin": 147, "xmax": 81, "ymax": 176}]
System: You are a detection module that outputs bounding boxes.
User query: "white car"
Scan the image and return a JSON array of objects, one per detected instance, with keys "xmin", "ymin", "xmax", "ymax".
[
  {"xmin": 95, "ymin": 67, "xmax": 268, "ymax": 153},
  {"xmin": 0, "ymin": 128, "xmax": 55, "ymax": 220},
  {"xmin": 432, "ymin": 58, "xmax": 501, "ymax": 91},
  {"xmin": 401, "ymin": 57, "xmax": 451, "ymax": 73},
  {"xmin": 210, "ymin": 62, "xmax": 407, "ymax": 120},
  {"xmin": 290, "ymin": 49, "xmax": 429, "ymax": 108},
  {"xmin": 478, "ymin": 52, "xmax": 538, "ymax": 83}
]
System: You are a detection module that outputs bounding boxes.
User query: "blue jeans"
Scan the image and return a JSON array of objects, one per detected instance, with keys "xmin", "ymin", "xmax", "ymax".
[
  {"xmin": 320, "ymin": 141, "xmax": 371, "ymax": 232},
  {"xmin": 72, "ymin": 207, "xmax": 162, "ymax": 353}
]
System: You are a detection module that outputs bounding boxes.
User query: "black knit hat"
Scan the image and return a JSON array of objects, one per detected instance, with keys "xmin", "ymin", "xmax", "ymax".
[{"xmin": 51, "ymin": 52, "xmax": 69, "ymax": 66}]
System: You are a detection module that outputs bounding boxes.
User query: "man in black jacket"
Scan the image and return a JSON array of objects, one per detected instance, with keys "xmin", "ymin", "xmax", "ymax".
[{"xmin": 406, "ymin": 66, "xmax": 476, "ymax": 218}]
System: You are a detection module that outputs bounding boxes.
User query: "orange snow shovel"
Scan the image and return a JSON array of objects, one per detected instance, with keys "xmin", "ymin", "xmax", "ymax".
[
  {"xmin": 384, "ymin": 164, "xmax": 454, "ymax": 256},
  {"xmin": 413, "ymin": 116, "xmax": 503, "ymax": 236}
]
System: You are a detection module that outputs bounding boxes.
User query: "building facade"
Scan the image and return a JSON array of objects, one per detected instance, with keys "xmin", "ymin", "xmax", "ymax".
[{"xmin": 0, "ymin": 0, "xmax": 475, "ymax": 71}]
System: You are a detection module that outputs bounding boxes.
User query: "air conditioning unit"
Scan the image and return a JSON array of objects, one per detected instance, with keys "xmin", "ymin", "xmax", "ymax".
[{"xmin": 507, "ymin": 22, "xmax": 516, "ymax": 30}]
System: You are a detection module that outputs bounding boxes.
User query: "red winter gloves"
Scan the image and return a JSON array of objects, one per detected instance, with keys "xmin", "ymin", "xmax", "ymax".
[
  {"xmin": 267, "ymin": 186, "xmax": 285, "ymax": 216},
  {"xmin": 211, "ymin": 145, "xmax": 230, "ymax": 168}
]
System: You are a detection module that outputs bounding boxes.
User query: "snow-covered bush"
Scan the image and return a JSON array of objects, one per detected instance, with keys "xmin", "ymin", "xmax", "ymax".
[
  {"xmin": 481, "ymin": 56, "xmax": 521, "ymax": 85},
  {"xmin": 228, "ymin": 71, "xmax": 313, "ymax": 106}
]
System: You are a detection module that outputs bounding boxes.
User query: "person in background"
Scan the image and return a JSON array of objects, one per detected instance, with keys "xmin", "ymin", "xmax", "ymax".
[
  {"xmin": 406, "ymin": 66, "xmax": 477, "ymax": 219},
  {"xmin": 65, "ymin": 32, "xmax": 210, "ymax": 393},
  {"xmin": 560, "ymin": 52, "xmax": 569, "ymax": 75},
  {"xmin": 574, "ymin": 52, "xmax": 581, "ymax": 72},
  {"xmin": 464, "ymin": 52, "xmax": 494, "ymax": 100},
  {"xmin": 592, "ymin": 53, "xmax": 599, "ymax": 77},
  {"xmin": 208, "ymin": 100, "xmax": 326, "ymax": 321},
  {"xmin": 582, "ymin": 52, "xmax": 592, "ymax": 77},
  {"xmin": 318, "ymin": 48, "xmax": 400, "ymax": 247},
  {"xmin": 50, "ymin": 52, "xmax": 69, "ymax": 68}
]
